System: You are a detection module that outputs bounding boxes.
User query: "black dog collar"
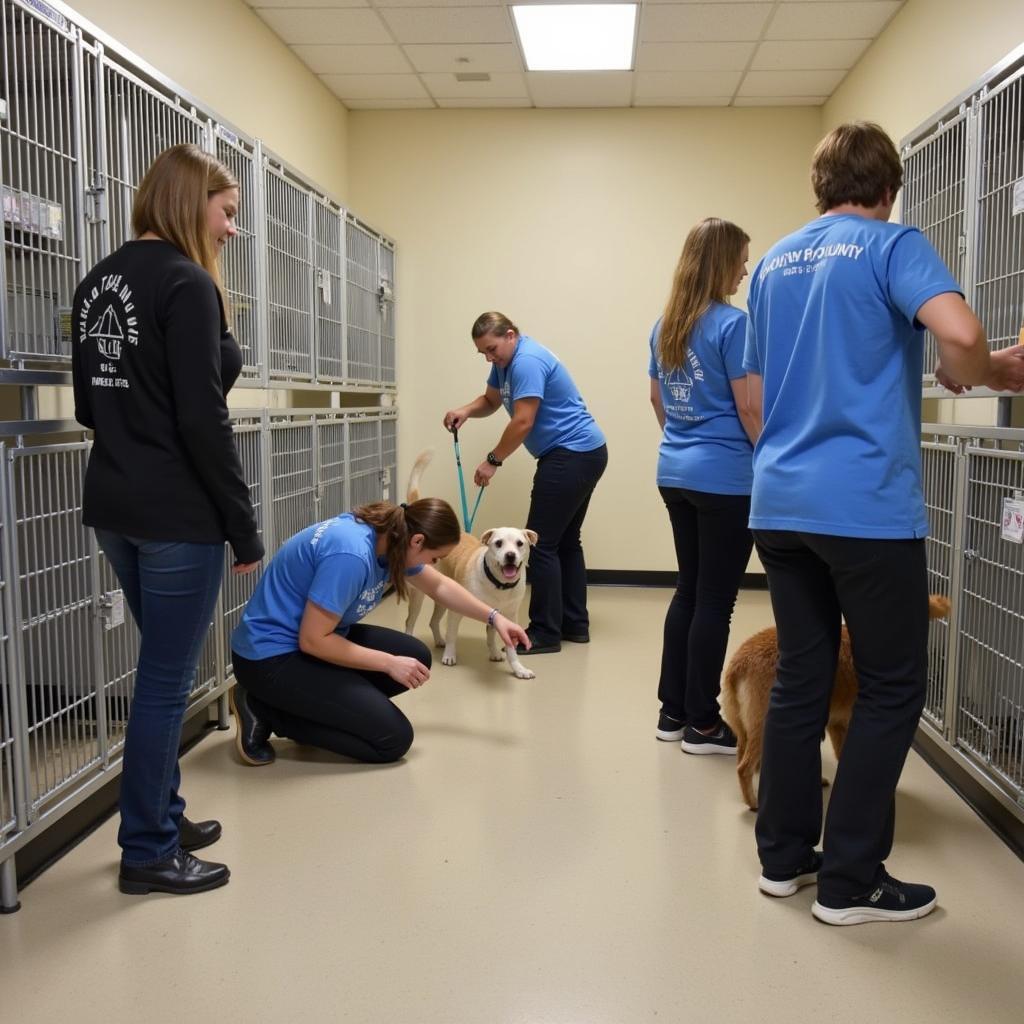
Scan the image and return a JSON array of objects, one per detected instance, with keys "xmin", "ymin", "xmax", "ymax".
[{"xmin": 484, "ymin": 560, "xmax": 520, "ymax": 590}]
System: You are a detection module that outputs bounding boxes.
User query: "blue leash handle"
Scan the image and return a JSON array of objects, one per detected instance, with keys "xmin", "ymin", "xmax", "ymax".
[{"xmin": 451, "ymin": 426, "xmax": 485, "ymax": 533}]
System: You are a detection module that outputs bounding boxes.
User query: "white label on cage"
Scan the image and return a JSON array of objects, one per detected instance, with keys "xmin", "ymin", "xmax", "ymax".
[
  {"xmin": 105, "ymin": 590, "xmax": 126, "ymax": 630},
  {"xmin": 25, "ymin": 0, "xmax": 69, "ymax": 31},
  {"xmin": 382, "ymin": 486, "xmax": 390, "ymax": 501},
  {"xmin": 1001, "ymin": 498, "xmax": 1024, "ymax": 544},
  {"xmin": 317, "ymin": 269, "xmax": 332, "ymax": 305},
  {"xmin": 1013, "ymin": 178, "xmax": 1024, "ymax": 217}
]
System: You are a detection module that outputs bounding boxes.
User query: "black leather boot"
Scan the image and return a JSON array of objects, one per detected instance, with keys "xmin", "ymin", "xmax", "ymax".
[
  {"xmin": 229, "ymin": 684, "xmax": 275, "ymax": 766},
  {"xmin": 119, "ymin": 850, "xmax": 230, "ymax": 895},
  {"xmin": 179, "ymin": 815, "xmax": 222, "ymax": 852}
]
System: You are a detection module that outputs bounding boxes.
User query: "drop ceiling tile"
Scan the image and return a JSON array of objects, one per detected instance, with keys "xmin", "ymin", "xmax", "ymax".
[
  {"xmin": 256, "ymin": 8, "xmax": 391, "ymax": 44},
  {"xmin": 320, "ymin": 73, "xmax": 430, "ymax": 100},
  {"xmin": 636, "ymin": 41, "xmax": 755, "ymax": 72},
  {"xmin": 344, "ymin": 98, "xmax": 436, "ymax": 109},
  {"xmin": 527, "ymin": 72, "xmax": 634, "ymax": 108},
  {"xmin": 751, "ymin": 39, "xmax": 871, "ymax": 70},
  {"xmin": 766, "ymin": 2, "xmax": 902, "ymax": 41},
  {"xmin": 635, "ymin": 70, "xmax": 742, "ymax": 98},
  {"xmin": 379, "ymin": 8, "xmax": 514, "ymax": 45},
  {"xmin": 292, "ymin": 44, "xmax": 412, "ymax": 74},
  {"xmin": 738, "ymin": 68, "xmax": 848, "ymax": 96},
  {"xmin": 640, "ymin": 3, "xmax": 773, "ymax": 43},
  {"xmin": 634, "ymin": 96, "xmax": 732, "ymax": 107},
  {"xmin": 402, "ymin": 43, "xmax": 523, "ymax": 73},
  {"xmin": 248, "ymin": 1, "xmax": 367, "ymax": 8},
  {"xmin": 436, "ymin": 97, "xmax": 532, "ymax": 108},
  {"xmin": 733, "ymin": 95, "xmax": 827, "ymax": 106},
  {"xmin": 421, "ymin": 72, "xmax": 529, "ymax": 98},
  {"xmin": 374, "ymin": 0, "xmax": 502, "ymax": 5}
]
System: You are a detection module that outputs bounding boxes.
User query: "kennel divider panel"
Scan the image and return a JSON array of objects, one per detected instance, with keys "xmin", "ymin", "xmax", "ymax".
[
  {"xmin": 953, "ymin": 441, "xmax": 1024, "ymax": 805},
  {"xmin": 1, "ymin": 0, "xmax": 87, "ymax": 363},
  {"xmin": 974, "ymin": 66, "xmax": 1024, "ymax": 357},
  {"xmin": 900, "ymin": 109, "xmax": 972, "ymax": 384}
]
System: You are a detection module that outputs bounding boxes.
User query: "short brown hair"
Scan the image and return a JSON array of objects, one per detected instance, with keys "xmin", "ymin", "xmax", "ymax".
[
  {"xmin": 810, "ymin": 122, "xmax": 903, "ymax": 214},
  {"xmin": 471, "ymin": 311, "xmax": 518, "ymax": 340}
]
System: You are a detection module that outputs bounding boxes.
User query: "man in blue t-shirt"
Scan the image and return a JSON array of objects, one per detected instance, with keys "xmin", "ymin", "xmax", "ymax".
[
  {"xmin": 443, "ymin": 312, "xmax": 607, "ymax": 654},
  {"xmin": 743, "ymin": 122, "xmax": 1024, "ymax": 927}
]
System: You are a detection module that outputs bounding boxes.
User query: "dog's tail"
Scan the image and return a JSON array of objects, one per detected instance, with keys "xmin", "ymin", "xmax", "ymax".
[
  {"xmin": 929, "ymin": 593, "xmax": 952, "ymax": 620},
  {"xmin": 406, "ymin": 449, "xmax": 433, "ymax": 503}
]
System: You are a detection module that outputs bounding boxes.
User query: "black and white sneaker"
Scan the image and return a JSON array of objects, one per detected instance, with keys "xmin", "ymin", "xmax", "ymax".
[
  {"xmin": 655, "ymin": 713, "xmax": 687, "ymax": 742},
  {"xmin": 812, "ymin": 871, "xmax": 937, "ymax": 926},
  {"xmin": 680, "ymin": 722, "xmax": 737, "ymax": 755},
  {"xmin": 759, "ymin": 851, "xmax": 823, "ymax": 898}
]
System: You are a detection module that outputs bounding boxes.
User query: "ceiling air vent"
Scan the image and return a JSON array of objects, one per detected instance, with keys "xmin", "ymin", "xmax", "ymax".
[{"xmin": 455, "ymin": 72, "xmax": 491, "ymax": 83}]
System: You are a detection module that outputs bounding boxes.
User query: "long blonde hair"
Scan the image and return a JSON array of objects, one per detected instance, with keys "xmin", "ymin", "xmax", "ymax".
[
  {"xmin": 131, "ymin": 143, "xmax": 237, "ymax": 303},
  {"xmin": 658, "ymin": 218, "xmax": 749, "ymax": 372}
]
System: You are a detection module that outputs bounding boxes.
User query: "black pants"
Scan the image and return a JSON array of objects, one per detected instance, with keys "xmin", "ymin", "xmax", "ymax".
[
  {"xmin": 657, "ymin": 487, "xmax": 753, "ymax": 729},
  {"xmin": 231, "ymin": 625, "xmax": 431, "ymax": 763},
  {"xmin": 753, "ymin": 530, "xmax": 929, "ymax": 899},
  {"xmin": 525, "ymin": 444, "xmax": 608, "ymax": 644}
]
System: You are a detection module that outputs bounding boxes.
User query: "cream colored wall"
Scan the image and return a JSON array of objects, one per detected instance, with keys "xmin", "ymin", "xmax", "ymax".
[
  {"xmin": 38, "ymin": 0, "xmax": 351, "ymax": 420},
  {"xmin": 348, "ymin": 108, "xmax": 822, "ymax": 572},
  {"xmin": 825, "ymin": 0, "xmax": 1024, "ymax": 428}
]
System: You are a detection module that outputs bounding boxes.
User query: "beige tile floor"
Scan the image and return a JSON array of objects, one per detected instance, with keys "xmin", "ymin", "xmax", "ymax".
[{"xmin": 2, "ymin": 587, "xmax": 1023, "ymax": 1023}]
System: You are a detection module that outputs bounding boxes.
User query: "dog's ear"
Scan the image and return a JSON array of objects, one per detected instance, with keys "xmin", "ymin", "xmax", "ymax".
[
  {"xmin": 480, "ymin": 528, "xmax": 496, "ymax": 545},
  {"xmin": 525, "ymin": 529, "xmax": 538, "ymax": 546}
]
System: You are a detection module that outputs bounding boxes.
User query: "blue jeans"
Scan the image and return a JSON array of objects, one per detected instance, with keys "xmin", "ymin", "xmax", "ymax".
[{"xmin": 95, "ymin": 531, "xmax": 225, "ymax": 867}]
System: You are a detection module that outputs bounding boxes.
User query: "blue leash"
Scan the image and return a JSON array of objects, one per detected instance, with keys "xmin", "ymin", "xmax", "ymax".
[{"xmin": 451, "ymin": 426, "xmax": 485, "ymax": 533}]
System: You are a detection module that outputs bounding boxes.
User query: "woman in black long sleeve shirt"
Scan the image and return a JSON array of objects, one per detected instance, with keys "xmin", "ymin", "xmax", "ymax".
[{"xmin": 72, "ymin": 143, "xmax": 262, "ymax": 897}]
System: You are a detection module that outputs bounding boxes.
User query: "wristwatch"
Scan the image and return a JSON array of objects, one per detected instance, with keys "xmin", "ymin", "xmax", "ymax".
[{"xmin": 486, "ymin": 451, "xmax": 503, "ymax": 467}]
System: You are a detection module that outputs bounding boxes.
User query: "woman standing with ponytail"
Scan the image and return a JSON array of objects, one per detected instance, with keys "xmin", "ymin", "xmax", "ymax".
[
  {"xmin": 230, "ymin": 499, "xmax": 528, "ymax": 766},
  {"xmin": 649, "ymin": 218, "xmax": 760, "ymax": 755}
]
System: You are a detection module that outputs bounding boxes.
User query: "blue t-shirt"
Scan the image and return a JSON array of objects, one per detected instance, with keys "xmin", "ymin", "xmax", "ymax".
[
  {"xmin": 486, "ymin": 335, "xmax": 605, "ymax": 458},
  {"xmin": 648, "ymin": 303, "xmax": 753, "ymax": 495},
  {"xmin": 231, "ymin": 514, "xmax": 423, "ymax": 659},
  {"xmin": 742, "ymin": 214, "xmax": 961, "ymax": 539}
]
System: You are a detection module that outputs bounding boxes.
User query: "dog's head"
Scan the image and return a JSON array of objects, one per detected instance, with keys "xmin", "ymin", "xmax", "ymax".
[{"xmin": 480, "ymin": 527, "xmax": 538, "ymax": 584}]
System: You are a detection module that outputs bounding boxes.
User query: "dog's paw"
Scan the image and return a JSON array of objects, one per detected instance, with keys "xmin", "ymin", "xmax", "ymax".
[
  {"xmin": 442, "ymin": 652, "xmax": 457, "ymax": 666},
  {"xmin": 433, "ymin": 638, "xmax": 446, "ymax": 649},
  {"xmin": 512, "ymin": 665, "xmax": 535, "ymax": 680},
  {"xmin": 489, "ymin": 652, "xmax": 504, "ymax": 662}
]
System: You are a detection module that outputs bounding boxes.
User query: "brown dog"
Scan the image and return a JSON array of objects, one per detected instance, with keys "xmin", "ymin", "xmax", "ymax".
[{"xmin": 720, "ymin": 594, "xmax": 952, "ymax": 811}]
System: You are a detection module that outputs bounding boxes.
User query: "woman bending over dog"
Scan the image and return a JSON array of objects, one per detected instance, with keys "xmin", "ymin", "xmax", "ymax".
[{"xmin": 230, "ymin": 499, "xmax": 528, "ymax": 766}]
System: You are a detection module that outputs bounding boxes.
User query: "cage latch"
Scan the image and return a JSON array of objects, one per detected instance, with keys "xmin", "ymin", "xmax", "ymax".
[{"xmin": 97, "ymin": 589, "xmax": 126, "ymax": 630}]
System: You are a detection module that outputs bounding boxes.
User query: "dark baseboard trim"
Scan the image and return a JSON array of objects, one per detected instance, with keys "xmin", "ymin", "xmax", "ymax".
[
  {"xmin": 587, "ymin": 569, "xmax": 768, "ymax": 590},
  {"xmin": 913, "ymin": 728, "xmax": 1024, "ymax": 863},
  {"xmin": 14, "ymin": 710, "xmax": 217, "ymax": 890}
]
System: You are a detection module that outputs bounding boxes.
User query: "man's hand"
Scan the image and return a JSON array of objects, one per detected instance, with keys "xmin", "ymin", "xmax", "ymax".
[{"xmin": 986, "ymin": 345, "xmax": 1024, "ymax": 393}]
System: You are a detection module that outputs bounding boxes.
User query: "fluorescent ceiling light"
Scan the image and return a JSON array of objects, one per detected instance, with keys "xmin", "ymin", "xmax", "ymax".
[{"xmin": 513, "ymin": 4, "xmax": 637, "ymax": 72}]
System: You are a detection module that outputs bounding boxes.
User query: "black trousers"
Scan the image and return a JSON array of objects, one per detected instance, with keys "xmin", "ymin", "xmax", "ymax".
[
  {"xmin": 524, "ymin": 444, "xmax": 608, "ymax": 644},
  {"xmin": 231, "ymin": 625, "xmax": 431, "ymax": 763},
  {"xmin": 657, "ymin": 487, "xmax": 753, "ymax": 729},
  {"xmin": 753, "ymin": 530, "xmax": 929, "ymax": 899}
]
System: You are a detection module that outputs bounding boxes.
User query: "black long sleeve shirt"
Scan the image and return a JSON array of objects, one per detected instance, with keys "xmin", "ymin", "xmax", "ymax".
[{"xmin": 72, "ymin": 239, "xmax": 263, "ymax": 564}]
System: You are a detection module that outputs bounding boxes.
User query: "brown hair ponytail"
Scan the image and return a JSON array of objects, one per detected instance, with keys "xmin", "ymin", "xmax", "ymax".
[{"xmin": 352, "ymin": 498, "xmax": 460, "ymax": 601}]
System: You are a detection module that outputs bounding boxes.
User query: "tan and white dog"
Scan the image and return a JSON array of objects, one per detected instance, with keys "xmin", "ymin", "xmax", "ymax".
[{"xmin": 404, "ymin": 450, "xmax": 537, "ymax": 679}]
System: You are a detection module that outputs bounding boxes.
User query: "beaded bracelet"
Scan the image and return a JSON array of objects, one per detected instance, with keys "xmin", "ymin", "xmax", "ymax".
[{"xmin": 487, "ymin": 608, "xmax": 499, "ymax": 627}]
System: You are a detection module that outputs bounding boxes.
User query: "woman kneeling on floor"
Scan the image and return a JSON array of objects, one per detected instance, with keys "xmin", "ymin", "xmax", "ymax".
[{"xmin": 229, "ymin": 499, "xmax": 529, "ymax": 765}]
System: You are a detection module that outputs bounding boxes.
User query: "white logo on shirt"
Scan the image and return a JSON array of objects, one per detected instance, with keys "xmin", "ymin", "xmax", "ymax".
[
  {"xmin": 79, "ymin": 273, "xmax": 140, "ymax": 391},
  {"xmin": 500, "ymin": 378, "xmax": 512, "ymax": 412},
  {"xmin": 758, "ymin": 242, "xmax": 865, "ymax": 282},
  {"xmin": 355, "ymin": 580, "xmax": 386, "ymax": 617},
  {"xmin": 659, "ymin": 349, "xmax": 705, "ymax": 420}
]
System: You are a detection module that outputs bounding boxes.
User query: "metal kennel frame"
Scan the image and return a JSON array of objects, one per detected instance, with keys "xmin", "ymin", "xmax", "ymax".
[
  {"xmin": 0, "ymin": 404, "xmax": 398, "ymax": 912},
  {"xmin": 920, "ymin": 424, "xmax": 1024, "ymax": 819},
  {"xmin": 0, "ymin": 0, "xmax": 398, "ymax": 393},
  {"xmin": 901, "ymin": 43, "xmax": 1024, "ymax": 392}
]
